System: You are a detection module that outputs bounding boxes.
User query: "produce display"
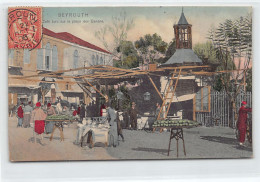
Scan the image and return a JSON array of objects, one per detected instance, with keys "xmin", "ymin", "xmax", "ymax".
[
  {"xmin": 152, "ymin": 119, "xmax": 200, "ymax": 128},
  {"xmin": 46, "ymin": 114, "xmax": 74, "ymax": 121}
]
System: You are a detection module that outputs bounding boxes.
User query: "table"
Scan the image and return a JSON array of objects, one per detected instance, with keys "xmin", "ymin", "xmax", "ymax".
[
  {"xmin": 153, "ymin": 122, "xmax": 199, "ymax": 157},
  {"xmin": 45, "ymin": 119, "xmax": 74, "ymax": 141}
]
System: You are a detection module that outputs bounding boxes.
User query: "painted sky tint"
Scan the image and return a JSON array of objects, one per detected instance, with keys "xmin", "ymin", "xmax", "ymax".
[{"xmin": 43, "ymin": 6, "xmax": 252, "ymax": 49}]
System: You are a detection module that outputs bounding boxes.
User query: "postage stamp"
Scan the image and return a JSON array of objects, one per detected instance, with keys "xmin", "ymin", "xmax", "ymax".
[{"xmin": 8, "ymin": 7, "xmax": 42, "ymax": 49}]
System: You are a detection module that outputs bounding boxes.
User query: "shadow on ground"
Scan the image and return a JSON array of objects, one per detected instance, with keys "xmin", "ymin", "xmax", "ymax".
[
  {"xmin": 132, "ymin": 147, "xmax": 172, "ymax": 156},
  {"xmin": 200, "ymin": 136, "xmax": 237, "ymax": 145},
  {"xmin": 200, "ymin": 136, "xmax": 252, "ymax": 151},
  {"xmin": 27, "ymin": 137, "xmax": 47, "ymax": 146}
]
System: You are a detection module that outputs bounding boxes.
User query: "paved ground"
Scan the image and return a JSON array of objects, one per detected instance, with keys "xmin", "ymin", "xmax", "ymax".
[
  {"xmin": 8, "ymin": 116, "xmax": 252, "ymax": 161},
  {"xmin": 107, "ymin": 127, "xmax": 253, "ymax": 159}
]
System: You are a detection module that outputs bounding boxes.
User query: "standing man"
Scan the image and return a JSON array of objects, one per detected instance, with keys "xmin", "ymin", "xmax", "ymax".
[
  {"xmin": 45, "ymin": 103, "xmax": 56, "ymax": 134},
  {"xmin": 107, "ymin": 102, "xmax": 119, "ymax": 147},
  {"xmin": 17, "ymin": 103, "xmax": 24, "ymax": 127},
  {"xmin": 30, "ymin": 102, "xmax": 47, "ymax": 143},
  {"xmin": 129, "ymin": 102, "xmax": 138, "ymax": 130},
  {"xmin": 116, "ymin": 110, "xmax": 124, "ymax": 142},
  {"xmin": 23, "ymin": 102, "xmax": 33, "ymax": 128},
  {"xmin": 79, "ymin": 102, "xmax": 86, "ymax": 124},
  {"xmin": 237, "ymin": 101, "xmax": 252, "ymax": 146}
]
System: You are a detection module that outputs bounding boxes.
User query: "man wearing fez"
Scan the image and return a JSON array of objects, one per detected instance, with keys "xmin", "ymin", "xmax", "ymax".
[
  {"xmin": 237, "ymin": 101, "xmax": 252, "ymax": 146},
  {"xmin": 129, "ymin": 102, "xmax": 138, "ymax": 130},
  {"xmin": 30, "ymin": 102, "xmax": 47, "ymax": 143},
  {"xmin": 17, "ymin": 103, "xmax": 24, "ymax": 127}
]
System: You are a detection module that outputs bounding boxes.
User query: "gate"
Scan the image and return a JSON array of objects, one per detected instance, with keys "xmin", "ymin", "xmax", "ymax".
[{"xmin": 195, "ymin": 90, "xmax": 252, "ymax": 127}]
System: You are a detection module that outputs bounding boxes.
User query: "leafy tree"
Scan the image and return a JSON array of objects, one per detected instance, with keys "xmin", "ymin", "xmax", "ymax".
[
  {"xmin": 115, "ymin": 40, "xmax": 140, "ymax": 69},
  {"xmin": 208, "ymin": 13, "xmax": 252, "ymax": 127},
  {"xmin": 134, "ymin": 33, "xmax": 168, "ymax": 64},
  {"xmin": 246, "ymin": 68, "xmax": 252, "ymax": 92},
  {"xmin": 159, "ymin": 39, "xmax": 176, "ymax": 64}
]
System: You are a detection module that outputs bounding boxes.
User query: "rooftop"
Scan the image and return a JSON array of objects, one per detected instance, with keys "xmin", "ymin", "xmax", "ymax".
[
  {"xmin": 42, "ymin": 27, "xmax": 110, "ymax": 54},
  {"xmin": 163, "ymin": 49, "xmax": 202, "ymax": 65},
  {"xmin": 177, "ymin": 12, "xmax": 189, "ymax": 25}
]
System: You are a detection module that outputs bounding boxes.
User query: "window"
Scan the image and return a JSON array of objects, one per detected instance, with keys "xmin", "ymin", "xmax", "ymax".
[
  {"xmin": 73, "ymin": 50, "xmax": 78, "ymax": 68},
  {"xmin": 195, "ymin": 86, "xmax": 211, "ymax": 112},
  {"xmin": 92, "ymin": 55, "xmax": 95, "ymax": 65},
  {"xmin": 52, "ymin": 46, "xmax": 58, "ymax": 71},
  {"xmin": 45, "ymin": 43, "xmax": 51, "ymax": 70},
  {"xmin": 37, "ymin": 48, "xmax": 44, "ymax": 70},
  {"xmin": 100, "ymin": 57, "xmax": 103, "ymax": 65},
  {"xmin": 96, "ymin": 55, "xmax": 99, "ymax": 65}
]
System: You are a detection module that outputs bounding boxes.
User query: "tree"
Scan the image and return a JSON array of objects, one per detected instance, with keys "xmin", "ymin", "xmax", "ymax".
[
  {"xmin": 115, "ymin": 40, "xmax": 140, "ymax": 69},
  {"xmin": 208, "ymin": 13, "xmax": 252, "ymax": 127},
  {"xmin": 134, "ymin": 33, "xmax": 168, "ymax": 64},
  {"xmin": 95, "ymin": 11, "xmax": 134, "ymax": 60},
  {"xmin": 193, "ymin": 41, "xmax": 235, "ymax": 91},
  {"xmin": 158, "ymin": 39, "xmax": 176, "ymax": 64}
]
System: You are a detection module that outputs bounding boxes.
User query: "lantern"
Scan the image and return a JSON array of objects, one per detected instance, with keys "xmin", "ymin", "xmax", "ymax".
[{"xmin": 144, "ymin": 92, "xmax": 150, "ymax": 101}]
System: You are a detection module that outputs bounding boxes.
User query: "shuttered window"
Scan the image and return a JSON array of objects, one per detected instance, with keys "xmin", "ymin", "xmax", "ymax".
[
  {"xmin": 195, "ymin": 86, "xmax": 211, "ymax": 112},
  {"xmin": 45, "ymin": 43, "xmax": 51, "ymax": 70},
  {"xmin": 52, "ymin": 46, "xmax": 58, "ymax": 71},
  {"xmin": 37, "ymin": 48, "xmax": 44, "ymax": 70},
  {"xmin": 73, "ymin": 50, "xmax": 78, "ymax": 68}
]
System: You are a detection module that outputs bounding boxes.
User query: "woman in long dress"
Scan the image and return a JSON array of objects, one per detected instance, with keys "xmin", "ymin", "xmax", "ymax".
[
  {"xmin": 30, "ymin": 102, "xmax": 47, "ymax": 143},
  {"xmin": 23, "ymin": 101, "xmax": 33, "ymax": 128},
  {"xmin": 45, "ymin": 103, "xmax": 56, "ymax": 134},
  {"xmin": 107, "ymin": 106, "xmax": 119, "ymax": 147}
]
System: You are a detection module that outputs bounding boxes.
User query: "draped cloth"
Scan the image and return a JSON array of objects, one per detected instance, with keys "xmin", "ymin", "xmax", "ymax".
[
  {"xmin": 30, "ymin": 108, "xmax": 47, "ymax": 135},
  {"xmin": 35, "ymin": 120, "xmax": 45, "ymax": 134}
]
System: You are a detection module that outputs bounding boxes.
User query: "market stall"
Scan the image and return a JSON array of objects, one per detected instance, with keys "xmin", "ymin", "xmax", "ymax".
[
  {"xmin": 153, "ymin": 119, "xmax": 200, "ymax": 157},
  {"xmin": 79, "ymin": 117, "xmax": 110, "ymax": 148},
  {"xmin": 45, "ymin": 115, "xmax": 76, "ymax": 141}
]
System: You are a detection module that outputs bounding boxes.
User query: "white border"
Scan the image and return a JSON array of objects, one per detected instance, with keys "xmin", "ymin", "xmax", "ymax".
[{"xmin": 1, "ymin": 1, "xmax": 260, "ymax": 182}]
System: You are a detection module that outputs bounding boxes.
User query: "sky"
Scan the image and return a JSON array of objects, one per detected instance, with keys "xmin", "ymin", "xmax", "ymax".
[{"xmin": 43, "ymin": 6, "xmax": 252, "ymax": 50}]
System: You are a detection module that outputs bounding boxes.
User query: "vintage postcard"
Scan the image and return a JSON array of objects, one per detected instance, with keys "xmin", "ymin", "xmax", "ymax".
[{"xmin": 8, "ymin": 6, "xmax": 253, "ymax": 161}]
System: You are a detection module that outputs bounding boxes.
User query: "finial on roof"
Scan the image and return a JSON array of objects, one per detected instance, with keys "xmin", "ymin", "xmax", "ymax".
[{"xmin": 177, "ymin": 7, "xmax": 189, "ymax": 25}]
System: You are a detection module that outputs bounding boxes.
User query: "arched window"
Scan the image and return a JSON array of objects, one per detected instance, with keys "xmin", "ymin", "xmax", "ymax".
[
  {"xmin": 100, "ymin": 57, "xmax": 103, "ymax": 65},
  {"xmin": 92, "ymin": 55, "xmax": 95, "ymax": 65},
  {"xmin": 96, "ymin": 55, "xmax": 99, "ymax": 65},
  {"xmin": 45, "ymin": 43, "xmax": 51, "ymax": 70},
  {"xmin": 37, "ymin": 49, "xmax": 44, "ymax": 70},
  {"xmin": 73, "ymin": 50, "xmax": 78, "ymax": 68},
  {"xmin": 23, "ymin": 49, "xmax": 30, "ymax": 64},
  {"xmin": 52, "ymin": 46, "xmax": 58, "ymax": 71}
]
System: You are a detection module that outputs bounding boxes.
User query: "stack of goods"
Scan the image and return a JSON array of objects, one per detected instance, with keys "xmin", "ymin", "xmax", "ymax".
[
  {"xmin": 152, "ymin": 119, "xmax": 200, "ymax": 128},
  {"xmin": 46, "ymin": 114, "xmax": 74, "ymax": 121}
]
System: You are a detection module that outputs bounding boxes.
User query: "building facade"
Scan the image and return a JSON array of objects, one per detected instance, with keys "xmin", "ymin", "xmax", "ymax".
[{"xmin": 8, "ymin": 27, "xmax": 112, "ymax": 107}]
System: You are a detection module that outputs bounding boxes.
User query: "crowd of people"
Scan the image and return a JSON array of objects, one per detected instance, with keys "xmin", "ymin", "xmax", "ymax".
[{"xmin": 13, "ymin": 98, "xmax": 252, "ymax": 147}]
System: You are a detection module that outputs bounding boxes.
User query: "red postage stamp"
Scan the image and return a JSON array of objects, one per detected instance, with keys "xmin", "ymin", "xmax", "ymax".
[{"xmin": 8, "ymin": 7, "xmax": 42, "ymax": 49}]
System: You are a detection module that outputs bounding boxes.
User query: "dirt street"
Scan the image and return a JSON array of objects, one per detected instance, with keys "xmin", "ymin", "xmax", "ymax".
[{"xmin": 8, "ymin": 116, "xmax": 252, "ymax": 161}]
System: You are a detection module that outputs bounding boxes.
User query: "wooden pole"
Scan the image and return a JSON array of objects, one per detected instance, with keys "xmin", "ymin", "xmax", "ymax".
[
  {"xmin": 147, "ymin": 75, "xmax": 163, "ymax": 101},
  {"xmin": 165, "ymin": 69, "xmax": 182, "ymax": 119}
]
